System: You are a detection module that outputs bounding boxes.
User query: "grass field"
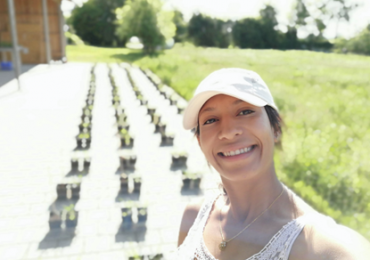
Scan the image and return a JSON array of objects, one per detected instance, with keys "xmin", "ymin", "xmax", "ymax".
[{"xmin": 67, "ymin": 44, "xmax": 370, "ymax": 238}]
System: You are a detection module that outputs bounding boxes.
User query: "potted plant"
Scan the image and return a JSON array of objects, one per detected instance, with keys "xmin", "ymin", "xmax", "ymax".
[
  {"xmin": 177, "ymin": 103, "xmax": 186, "ymax": 114},
  {"xmin": 76, "ymin": 132, "xmax": 91, "ymax": 149},
  {"xmin": 120, "ymin": 154, "xmax": 137, "ymax": 170},
  {"xmin": 79, "ymin": 121, "xmax": 92, "ymax": 132},
  {"xmin": 57, "ymin": 184, "xmax": 67, "ymax": 200},
  {"xmin": 117, "ymin": 121, "xmax": 130, "ymax": 132},
  {"xmin": 121, "ymin": 207, "xmax": 133, "ymax": 226},
  {"xmin": 137, "ymin": 95, "xmax": 148, "ymax": 106},
  {"xmin": 182, "ymin": 171, "xmax": 202, "ymax": 189},
  {"xmin": 116, "ymin": 113, "xmax": 127, "ymax": 123},
  {"xmin": 49, "ymin": 211, "xmax": 62, "ymax": 229},
  {"xmin": 146, "ymin": 106, "xmax": 156, "ymax": 116},
  {"xmin": 172, "ymin": 151, "xmax": 188, "ymax": 167},
  {"xmin": 70, "ymin": 183, "xmax": 81, "ymax": 199},
  {"xmin": 71, "ymin": 158, "xmax": 78, "ymax": 172},
  {"xmin": 120, "ymin": 174, "xmax": 129, "ymax": 194},
  {"xmin": 155, "ymin": 122, "xmax": 166, "ymax": 134},
  {"xmin": 83, "ymin": 157, "xmax": 91, "ymax": 173},
  {"xmin": 137, "ymin": 207, "xmax": 147, "ymax": 222},
  {"xmin": 169, "ymin": 94, "xmax": 179, "ymax": 106},
  {"xmin": 148, "ymin": 254, "xmax": 164, "ymax": 260},
  {"xmin": 112, "ymin": 95, "xmax": 120, "ymax": 105},
  {"xmin": 161, "ymin": 132, "xmax": 175, "ymax": 146},
  {"xmin": 133, "ymin": 177, "xmax": 141, "ymax": 193},
  {"xmin": 64, "ymin": 204, "xmax": 78, "ymax": 228},
  {"xmin": 120, "ymin": 129, "xmax": 134, "ymax": 148}
]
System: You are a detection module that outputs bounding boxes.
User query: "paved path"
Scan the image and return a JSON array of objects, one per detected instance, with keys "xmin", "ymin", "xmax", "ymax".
[{"xmin": 0, "ymin": 63, "xmax": 221, "ymax": 259}]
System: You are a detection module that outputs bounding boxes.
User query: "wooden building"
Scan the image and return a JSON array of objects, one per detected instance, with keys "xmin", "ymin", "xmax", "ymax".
[{"xmin": 0, "ymin": 0, "xmax": 66, "ymax": 64}]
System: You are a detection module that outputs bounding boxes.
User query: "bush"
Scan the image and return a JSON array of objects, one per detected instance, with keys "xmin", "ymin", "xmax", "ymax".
[
  {"xmin": 334, "ymin": 26, "xmax": 370, "ymax": 55},
  {"xmin": 188, "ymin": 14, "xmax": 231, "ymax": 48},
  {"xmin": 115, "ymin": 0, "xmax": 176, "ymax": 53}
]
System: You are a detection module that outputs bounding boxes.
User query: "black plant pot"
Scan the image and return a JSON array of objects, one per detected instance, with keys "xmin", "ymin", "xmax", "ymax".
[
  {"xmin": 120, "ymin": 175, "xmax": 129, "ymax": 193},
  {"xmin": 49, "ymin": 211, "xmax": 62, "ymax": 229},
  {"xmin": 83, "ymin": 157, "xmax": 91, "ymax": 172},
  {"xmin": 139, "ymin": 99, "xmax": 148, "ymax": 106},
  {"xmin": 147, "ymin": 107, "xmax": 156, "ymax": 116},
  {"xmin": 172, "ymin": 155, "xmax": 188, "ymax": 166},
  {"xmin": 155, "ymin": 123, "xmax": 166, "ymax": 134},
  {"xmin": 71, "ymin": 184, "xmax": 80, "ymax": 199},
  {"xmin": 161, "ymin": 134, "xmax": 174, "ymax": 146},
  {"xmin": 182, "ymin": 178, "xmax": 191, "ymax": 189},
  {"xmin": 133, "ymin": 178, "xmax": 141, "ymax": 193},
  {"xmin": 193, "ymin": 178, "xmax": 201, "ymax": 189},
  {"xmin": 57, "ymin": 184, "xmax": 67, "ymax": 200},
  {"xmin": 121, "ymin": 137, "xmax": 134, "ymax": 148},
  {"xmin": 71, "ymin": 158, "xmax": 78, "ymax": 172},
  {"xmin": 121, "ymin": 208, "xmax": 133, "ymax": 225},
  {"xmin": 170, "ymin": 99, "xmax": 177, "ymax": 106},
  {"xmin": 120, "ymin": 155, "xmax": 137, "ymax": 170},
  {"xmin": 76, "ymin": 138, "xmax": 91, "ymax": 149},
  {"xmin": 177, "ymin": 107, "xmax": 185, "ymax": 114},
  {"xmin": 137, "ymin": 207, "xmax": 147, "ymax": 222},
  {"xmin": 65, "ymin": 212, "xmax": 78, "ymax": 228}
]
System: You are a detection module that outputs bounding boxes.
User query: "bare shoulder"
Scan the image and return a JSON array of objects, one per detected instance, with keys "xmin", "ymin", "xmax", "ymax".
[
  {"xmin": 290, "ymin": 214, "xmax": 370, "ymax": 260},
  {"xmin": 177, "ymin": 197, "xmax": 205, "ymax": 247}
]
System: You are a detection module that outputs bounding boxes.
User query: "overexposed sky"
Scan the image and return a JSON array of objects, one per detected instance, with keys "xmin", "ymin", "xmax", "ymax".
[{"xmin": 61, "ymin": 0, "xmax": 370, "ymax": 39}]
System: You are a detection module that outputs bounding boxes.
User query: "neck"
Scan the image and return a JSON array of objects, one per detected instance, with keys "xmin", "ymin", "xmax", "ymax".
[{"xmin": 220, "ymin": 165, "xmax": 284, "ymax": 224}]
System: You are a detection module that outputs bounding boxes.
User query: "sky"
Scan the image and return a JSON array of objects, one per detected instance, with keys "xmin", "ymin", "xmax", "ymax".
[{"xmin": 61, "ymin": 0, "xmax": 370, "ymax": 40}]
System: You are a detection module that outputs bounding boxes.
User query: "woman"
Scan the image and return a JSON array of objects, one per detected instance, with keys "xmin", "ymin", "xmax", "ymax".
[{"xmin": 176, "ymin": 68, "xmax": 370, "ymax": 259}]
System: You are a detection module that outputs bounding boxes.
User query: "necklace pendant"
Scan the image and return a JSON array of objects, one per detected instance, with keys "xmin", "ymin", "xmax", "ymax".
[{"xmin": 219, "ymin": 241, "xmax": 227, "ymax": 251}]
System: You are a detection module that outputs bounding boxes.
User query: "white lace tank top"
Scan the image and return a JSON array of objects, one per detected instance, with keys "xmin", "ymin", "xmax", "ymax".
[{"xmin": 176, "ymin": 194, "xmax": 311, "ymax": 260}]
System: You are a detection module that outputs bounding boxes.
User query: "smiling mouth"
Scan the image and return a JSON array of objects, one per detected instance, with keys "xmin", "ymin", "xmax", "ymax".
[{"xmin": 218, "ymin": 145, "xmax": 256, "ymax": 157}]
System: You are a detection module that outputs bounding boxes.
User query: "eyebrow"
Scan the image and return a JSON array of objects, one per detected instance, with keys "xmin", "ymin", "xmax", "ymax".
[{"xmin": 200, "ymin": 99, "xmax": 245, "ymax": 114}]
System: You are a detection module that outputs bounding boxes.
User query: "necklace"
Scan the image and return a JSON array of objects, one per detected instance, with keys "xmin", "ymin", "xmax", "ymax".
[{"xmin": 218, "ymin": 186, "xmax": 284, "ymax": 251}]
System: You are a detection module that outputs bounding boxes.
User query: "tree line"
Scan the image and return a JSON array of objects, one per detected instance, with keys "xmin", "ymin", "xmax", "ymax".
[{"xmin": 67, "ymin": 0, "xmax": 370, "ymax": 55}]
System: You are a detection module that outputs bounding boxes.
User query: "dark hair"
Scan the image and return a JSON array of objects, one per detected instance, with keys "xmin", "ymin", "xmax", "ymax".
[{"xmin": 195, "ymin": 105, "xmax": 283, "ymax": 148}]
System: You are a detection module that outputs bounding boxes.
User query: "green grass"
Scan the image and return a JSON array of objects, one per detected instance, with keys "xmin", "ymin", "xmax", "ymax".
[{"xmin": 67, "ymin": 44, "xmax": 370, "ymax": 238}]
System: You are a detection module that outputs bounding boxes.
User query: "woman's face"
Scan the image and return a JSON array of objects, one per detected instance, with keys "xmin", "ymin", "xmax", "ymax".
[{"xmin": 197, "ymin": 94, "xmax": 278, "ymax": 181}]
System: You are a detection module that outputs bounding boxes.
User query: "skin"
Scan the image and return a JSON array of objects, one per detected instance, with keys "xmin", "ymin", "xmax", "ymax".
[{"xmin": 178, "ymin": 94, "xmax": 370, "ymax": 260}]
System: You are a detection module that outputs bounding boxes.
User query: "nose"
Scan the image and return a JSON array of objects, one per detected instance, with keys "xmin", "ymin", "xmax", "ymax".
[{"xmin": 218, "ymin": 118, "xmax": 242, "ymax": 140}]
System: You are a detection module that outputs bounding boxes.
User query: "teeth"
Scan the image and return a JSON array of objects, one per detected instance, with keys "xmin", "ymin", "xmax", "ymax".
[{"xmin": 223, "ymin": 146, "xmax": 254, "ymax": 157}]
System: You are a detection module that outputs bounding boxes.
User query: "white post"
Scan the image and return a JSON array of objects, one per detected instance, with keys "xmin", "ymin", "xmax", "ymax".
[
  {"xmin": 58, "ymin": 2, "xmax": 66, "ymax": 60},
  {"xmin": 7, "ymin": 0, "xmax": 21, "ymax": 90},
  {"xmin": 42, "ymin": 0, "xmax": 52, "ymax": 64}
]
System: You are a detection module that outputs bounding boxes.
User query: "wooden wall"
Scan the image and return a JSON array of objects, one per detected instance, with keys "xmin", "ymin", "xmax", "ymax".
[{"xmin": 0, "ymin": 0, "xmax": 64, "ymax": 64}]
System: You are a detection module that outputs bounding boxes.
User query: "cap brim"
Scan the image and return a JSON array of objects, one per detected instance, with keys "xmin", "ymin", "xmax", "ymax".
[{"xmin": 183, "ymin": 88, "xmax": 268, "ymax": 130}]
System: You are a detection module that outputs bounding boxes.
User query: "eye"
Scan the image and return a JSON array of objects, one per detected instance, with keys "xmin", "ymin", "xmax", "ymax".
[
  {"xmin": 238, "ymin": 109, "xmax": 254, "ymax": 116},
  {"xmin": 203, "ymin": 118, "xmax": 216, "ymax": 125}
]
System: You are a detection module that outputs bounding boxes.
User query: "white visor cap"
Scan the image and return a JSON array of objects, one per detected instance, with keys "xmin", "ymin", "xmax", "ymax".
[{"xmin": 183, "ymin": 68, "xmax": 278, "ymax": 130}]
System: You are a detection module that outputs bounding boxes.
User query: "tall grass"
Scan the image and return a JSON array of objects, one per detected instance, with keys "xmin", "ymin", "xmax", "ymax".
[{"xmin": 67, "ymin": 44, "xmax": 370, "ymax": 238}]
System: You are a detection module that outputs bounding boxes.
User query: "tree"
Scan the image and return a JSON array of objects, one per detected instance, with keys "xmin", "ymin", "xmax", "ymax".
[
  {"xmin": 334, "ymin": 25, "xmax": 370, "ymax": 55},
  {"xmin": 69, "ymin": 0, "xmax": 125, "ymax": 46},
  {"xmin": 232, "ymin": 18, "xmax": 264, "ymax": 49},
  {"xmin": 188, "ymin": 14, "xmax": 231, "ymax": 48},
  {"xmin": 259, "ymin": 5, "xmax": 279, "ymax": 48},
  {"xmin": 115, "ymin": 0, "xmax": 176, "ymax": 53},
  {"xmin": 173, "ymin": 10, "xmax": 187, "ymax": 43}
]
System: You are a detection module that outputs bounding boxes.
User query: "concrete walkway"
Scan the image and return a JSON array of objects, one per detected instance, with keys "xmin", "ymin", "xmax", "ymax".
[{"xmin": 0, "ymin": 63, "xmax": 221, "ymax": 259}]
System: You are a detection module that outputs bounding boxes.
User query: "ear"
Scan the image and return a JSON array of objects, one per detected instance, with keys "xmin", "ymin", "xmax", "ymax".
[{"xmin": 274, "ymin": 130, "xmax": 281, "ymax": 143}]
